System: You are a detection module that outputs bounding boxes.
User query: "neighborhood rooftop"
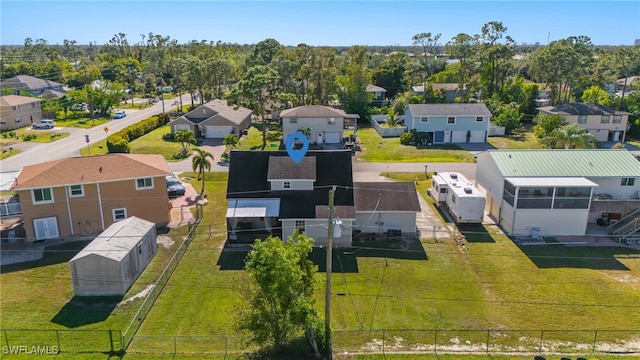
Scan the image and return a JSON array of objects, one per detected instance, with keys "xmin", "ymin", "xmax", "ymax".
[
  {"xmin": 182, "ymin": 99, "xmax": 252, "ymax": 124},
  {"xmin": 0, "ymin": 75, "xmax": 63, "ymax": 90},
  {"xmin": 406, "ymin": 103, "xmax": 492, "ymax": 116},
  {"xmin": 267, "ymin": 156, "xmax": 317, "ymax": 180},
  {"xmin": 537, "ymin": 103, "xmax": 631, "ymax": 116},
  {"xmin": 353, "ymin": 182, "xmax": 421, "ymax": 212},
  {"xmin": 280, "ymin": 105, "xmax": 347, "ymax": 118},
  {"xmin": 13, "ymin": 154, "xmax": 172, "ymax": 190},
  {"xmin": 486, "ymin": 149, "xmax": 640, "ymax": 178},
  {"xmin": 0, "ymin": 95, "xmax": 42, "ymax": 106}
]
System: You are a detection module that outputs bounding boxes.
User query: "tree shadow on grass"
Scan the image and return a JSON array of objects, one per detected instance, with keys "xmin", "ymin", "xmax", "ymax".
[
  {"xmin": 1, "ymin": 240, "xmax": 91, "ymax": 274},
  {"xmin": 519, "ymin": 243, "xmax": 639, "ymax": 270},
  {"xmin": 51, "ymin": 296, "xmax": 122, "ymax": 328}
]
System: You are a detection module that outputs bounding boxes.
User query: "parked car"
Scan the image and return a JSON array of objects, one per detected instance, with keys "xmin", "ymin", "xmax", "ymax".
[
  {"xmin": 166, "ymin": 175, "xmax": 185, "ymax": 198},
  {"xmin": 32, "ymin": 119, "xmax": 56, "ymax": 129},
  {"xmin": 113, "ymin": 110, "xmax": 126, "ymax": 119}
]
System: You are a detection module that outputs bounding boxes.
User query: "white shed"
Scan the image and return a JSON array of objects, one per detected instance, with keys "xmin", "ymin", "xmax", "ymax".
[{"xmin": 69, "ymin": 216, "xmax": 157, "ymax": 296}]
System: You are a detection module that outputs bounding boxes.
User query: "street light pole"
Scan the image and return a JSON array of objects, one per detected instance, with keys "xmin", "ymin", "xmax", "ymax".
[{"xmin": 325, "ymin": 185, "xmax": 336, "ymax": 359}]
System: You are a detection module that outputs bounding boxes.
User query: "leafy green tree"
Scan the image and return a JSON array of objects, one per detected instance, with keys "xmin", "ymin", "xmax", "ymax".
[
  {"xmin": 478, "ymin": 21, "xmax": 515, "ymax": 99},
  {"xmin": 174, "ymin": 129, "xmax": 196, "ymax": 152},
  {"xmin": 237, "ymin": 233, "xmax": 325, "ymax": 355},
  {"xmin": 581, "ymin": 85, "xmax": 614, "ymax": 107},
  {"xmin": 371, "ymin": 52, "xmax": 410, "ymax": 98},
  {"xmin": 534, "ymin": 114, "xmax": 566, "ymax": 139},
  {"xmin": 191, "ymin": 148, "xmax": 214, "ymax": 196},
  {"xmin": 247, "ymin": 38, "xmax": 285, "ymax": 67},
  {"xmin": 236, "ymin": 65, "xmax": 279, "ymax": 149},
  {"xmin": 337, "ymin": 46, "xmax": 372, "ymax": 119},
  {"xmin": 543, "ymin": 124, "xmax": 596, "ymax": 149},
  {"xmin": 223, "ymin": 133, "xmax": 239, "ymax": 153},
  {"xmin": 446, "ymin": 33, "xmax": 477, "ymax": 101},
  {"xmin": 412, "ymin": 32, "xmax": 442, "ymax": 88},
  {"xmin": 493, "ymin": 103, "xmax": 523, "ymax": 134},
  {"xmin": 298, "ymin": 125, "xmax": 311, "ymax": 139}
]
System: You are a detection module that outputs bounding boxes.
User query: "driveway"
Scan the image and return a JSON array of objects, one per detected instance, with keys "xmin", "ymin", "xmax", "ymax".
[
  {"xmin": 456, "ymin": 142, "xmax": 497, "ymax": 156},
  {"xmin": 169, "ymin": 138, "xmax": 229, "ymax": 174}
]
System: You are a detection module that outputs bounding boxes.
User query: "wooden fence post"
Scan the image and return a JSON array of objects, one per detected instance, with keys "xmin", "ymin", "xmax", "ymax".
[
  {"xmin": 592, "ymin": 330, "xmax": 598, "ymax": 353},
  {"xmin": 56, "ymin": 330, "xmax": 61, "ymax": 352}
]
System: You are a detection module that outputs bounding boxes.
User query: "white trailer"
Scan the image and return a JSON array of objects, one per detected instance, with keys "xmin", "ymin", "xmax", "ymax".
[{"xmin": 429, "ymin": 172, "xmax": 485, "ymax": 224}]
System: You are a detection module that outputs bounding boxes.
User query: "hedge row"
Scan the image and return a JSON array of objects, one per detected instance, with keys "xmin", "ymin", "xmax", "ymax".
[{"xmin": 107, "ymin": 113, "xmax": 171, "ymax": 153}]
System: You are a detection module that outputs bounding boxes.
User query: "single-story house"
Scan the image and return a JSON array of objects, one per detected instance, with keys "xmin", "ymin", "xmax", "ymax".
[
  {"xmin": 404, "ymin": 103, "xmax": 492, "ymax": 144},
  {"xmin": 476, "ymin": 149, "xmax": 640, "ymax": 237},
  {"xmin": 226, "ymin": 150, "xmax": 421, "ymax": 246},
  {"xmin": 280, "ymin": 105, "xmax": 347, "ymax": 144},
  {"xmin": 0, "ymin": 75, "xmax": 64, "ymax": 96},
  {"xmin": 537, "ymin": 103, "xmax": 630, "ymax": 143},
  {"xmin": 69, "ymin": 216, "xmax": 157, "ymax": 296},
  {"xmin": 0, "ymin": 95, "xmax": 43, "ymax": 131},
  {"xmin": 366, "ymin": 85, "xmax": 387, "ymax": 107},
  {"xmin": 170, "ymin": 99, "xmax": 252, "ymax": 138}
]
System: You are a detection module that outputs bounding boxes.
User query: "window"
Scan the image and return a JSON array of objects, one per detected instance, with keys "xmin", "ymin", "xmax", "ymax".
[
  {"xmin": 601, "ymin": 115, "xmax": 610, "ymax": 124},
  {"xmin": 11, "ymin": 106, "xmax": 18, "ymax": 111},
  {"xmin": 32, "ymin": 102, "xmax": 38, "ymax": 108},
  {"xmin": 136, "ymin": 177, "xmax": 153, "ymax": 190},
  {"xmin": 328, "ymin": 118, "xmax": 336, "ymax": 125},
  {"xmin": 451, "ymin": 195, "xmax": 456, "ymax": 204},
  {"xmin": 503, "ymin": 180, "xmax": 516, "ymax": 207},
  {"xmin": 517, "ymin": 186, "xmax": 553, "ymax": 209},
  {"xmin": 32, "ymin": 188, "xmax": 54, "ymax": 204},
  {"xmin": 578, "ymin": 115, "xmax": 587, "ymax": 124},
  {"xmin": 447, "ymin": 117, "xmax": 455, "ymax": 124},
  {"xmin": 68, "ymin": 184, "xmax": 84, "ymax": 197},
  {"xmin": 476, "ymin": 116, "xmax": 483, "ymax": 122},
  {"xmin": 621, "ymin": 178, "xmax": 635, "ymax": 186},
  {"xmin": 283, "ymin": 181, "xmax": 291, "ymax": 189},
  {"xmin": 289, "ymin": 118, "xmax": 297, "ymax": 124},
  {"xmin": 138, "ymin": 243, "xmax": 143, "ymax": 255},
  {"xmin": 14, "ymin": 117, "xmax": 21, "ymax": 124},
  {"xmin": 613, "ymin": 115, "xmax": 622, "ymax": 124},
  {"xmin": 113, "ymin": 208, "xmax": 127, "ymax": 221},
  {"xmin": 420, "ymin": 117, "xmax": 429, "ymax": 123},
  {"xmin": 554, "ymin": 187, "xmax": 591, "ymax": 209},
  {"xmin": 294, "ymin": 220, "xmax": 305, "ymax": 232}
]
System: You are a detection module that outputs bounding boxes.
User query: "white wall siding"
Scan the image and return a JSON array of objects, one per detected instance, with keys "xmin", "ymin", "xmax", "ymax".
[
  {"xmin": 282, "ymin": 117, "xmax": 344, "ymax": 144},
  {"xmin": 281, "ymin": 218, "xmax": 352, "ymax": 247},
  {"xmin": 354, "ymin": 212, "xmax": 416, "ymax": 234},
  {"xmin": 475, "ymin": 153, "xmax": 505, "ymax": 200},
  {"xmin": 590, "ymin": 177, "xmax": 640, "ymax": 199},
  {"xmin": 511, "ymin": 209, "xmax": 589, "ymax": 236}
]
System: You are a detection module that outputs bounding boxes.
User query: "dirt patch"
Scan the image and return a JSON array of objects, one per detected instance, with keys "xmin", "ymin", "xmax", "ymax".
[
  {"xmin": 156, "ymin": 235, "xmax": 175, "ymax": 249},
  {"xmin": 119, "ymin": 284, "xmax": 155, "ymax": 306}
]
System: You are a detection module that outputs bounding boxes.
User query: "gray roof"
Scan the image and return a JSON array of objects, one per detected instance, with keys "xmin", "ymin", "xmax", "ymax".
[
  {"xmin": 41, "ymin": 89, "xmax": 66, "ymax": 99},
  {"xmin": 354, "ymin": 182, "xmax": 421, "ymax": 212},
  {"xmin": 406, "ymin": 103, "xmax": 492, "ymax": 117},
  {"xmin": 70, "ymin": 216, "xmax": 155, "ymax": 262},
  {"xmin": 0, "ymin": 95, "xmax": 41, "ymax": 106},
  {"xmin": 537, "ymin": 103, "xmax": 631, "ymax": 116},
  {"xmin": 0, "ymin": 75, "xmax": 63, "ymax": 90},
  {"xmin": 280, "ymin": 105, "xmax": 346, "ymax": 118},
  {"xmin": 267, "ymin": 156, "xmax": 317, "ymax": 180},
  {"xmin": 484, "ymin": 149, "xmax": 640, "ymax": 178},
  {"xmin": 180, "ymin": 99, "xmax": 252, "ymax": 125},
  {"xmin": 366, "ymin": 85, "xmax": 387, "ymax": 92}
]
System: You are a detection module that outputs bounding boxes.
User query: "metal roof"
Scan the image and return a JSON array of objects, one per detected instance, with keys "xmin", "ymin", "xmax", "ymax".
[
  {"xmin": 406, "ymin": 103, "xmax": 492, "ymax": 117},
  {"xmin": 486, "ymin": 150, "xmax": 640, "ymax": 177},
  {"xmin": 505, "ymin": 177, "xmax": 598, "ymax": 187},
  {"xmin": 226, "ymin": 199, "xmax": 280, "ymax": 218}
]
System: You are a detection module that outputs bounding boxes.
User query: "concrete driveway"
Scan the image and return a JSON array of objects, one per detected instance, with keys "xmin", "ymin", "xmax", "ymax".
[{"xmin": 169, "ymin": 138, "xmax": 229, "ymax": 174}]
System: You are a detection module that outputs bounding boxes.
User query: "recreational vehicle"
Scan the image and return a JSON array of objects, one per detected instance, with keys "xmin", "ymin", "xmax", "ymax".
[{"xmin": 428, "ymin": 172, "xmax": 485, "ymax": 224}]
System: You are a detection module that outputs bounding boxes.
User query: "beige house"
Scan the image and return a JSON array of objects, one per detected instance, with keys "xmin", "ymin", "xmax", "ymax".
[
  {"xmin": 0, "ymin": 95, "xmax": 43, "ymax": 131},
  {"xmin": 69, "ymin": 216, "xmax": 157, "ymax": 296},
  {"xmin": 170, "ymin": 99, "xmax": 252, "ymax": 138},
  {"xmin": 537, "ymin": 103, "xmax": 630, "ymax": 142},
  {"xmin": 280, "ymin": 105, "xmax": 346, "ymax": 144},
  {"xmin": 11, "ymin": 154, "xmax": 172, "ymax": 241}
]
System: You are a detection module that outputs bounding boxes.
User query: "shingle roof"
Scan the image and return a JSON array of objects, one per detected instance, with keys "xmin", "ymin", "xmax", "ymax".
[
  {"xmin": 407, "ymin": 103, "xmax": 492, "ymax": 117},
  {"xmin": 267, "ymin": 156, "xmax": 317, "ymax": 180},
  {"xmin": 0, "ymin": 95, "xmax": 42, "ymax": 106},
  {"xmin": 70, "ymin": 216, "xmax": 155, "ymax": 262},
  {"xmin": 227, "ymin": 150, "xmax": 354, "ymax": 219},
  {"xmin": 179, "ymin": 99, "xmax": 252, "ymax": 125},
  {"xmin": 41, "ymin": 89, "xmax": 66, "ymax": 99},
  {"xmin": 280, "ymin": 105, "xmax": 347, "ymax": 118},
  {"xmin": 366, "ymin": 85, "xmax": 387, "ymax": 92},
  {"xmin": 0, "ymin": 75, "xmax": 63, "ymax": 90},
  {"xmin": 485, "ymin": 149, "xmax": 640, "ymax": 178},
  {"xmin": 353, "ymin": 182, "xmax": 421, "ymax": 212},
  {"xmin": 537, "ymin": 103, "xmax": 631, "ymax": 116},
  {"xmin": 13, "ymin": 154, "xmax": 172, "ymax": 190}
]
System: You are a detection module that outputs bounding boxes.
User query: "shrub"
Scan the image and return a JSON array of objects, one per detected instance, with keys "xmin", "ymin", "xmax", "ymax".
[
  {"xmin": 107, "ymin": 136, "xmax": 130, "ymax": 153},
  {"xmin": 22, "ymin": 134, "xmax": 37, "ymax": 141},
  {"xmin": 400, "ymin": 132, "xmax": 414, "ymax": 145},
  {"xmin": 162, "ymin": 132, "xmax": 175, "ymax": 141}
]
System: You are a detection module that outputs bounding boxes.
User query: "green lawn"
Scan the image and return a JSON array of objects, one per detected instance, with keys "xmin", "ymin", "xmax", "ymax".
[
  {"xmin": 0, "ymin": 145, "xmax": 21, "ymax": 159},
  {"xmin": 236, "ymin": 125, "xmax": 281, "ymax": 150},
  {"xmin": 355, "ymin": 127, "xmax": 474, "ymax": 162},
  {"xmin": 55, "ymin": 117, "xmax": 111, "ymax": 129},
  {"xmin": 487, "ymin": 123, "xmax": 544, "ymax": 149},
  {"xmin": 0, "ymin": 127, "xmax": 69, "ymax": 144}
]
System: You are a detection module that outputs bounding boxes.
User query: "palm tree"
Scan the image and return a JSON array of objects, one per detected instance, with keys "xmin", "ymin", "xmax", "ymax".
[
  {"xmin": 223, "ymin": 134, "xmax": 239, "ymax": 153},
  {"xmin": 191, "ymin": 148, "xmax": 215, "ymax": 196},
  {"xmin": 298, "ymin": 125, "xmax": 311, "ymax": 139},
  {"xmin": 544, "ymin": 124, "xmax": 597, "ymax": 149},
  {"xmin": 174, "ymin": 130, "xmax": 196, "ymax": 153}
]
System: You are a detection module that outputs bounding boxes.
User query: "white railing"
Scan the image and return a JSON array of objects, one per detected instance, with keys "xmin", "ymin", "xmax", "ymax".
[{"xmin": 0, "ymin": 202, "xmax": 22, "ymax": 217}]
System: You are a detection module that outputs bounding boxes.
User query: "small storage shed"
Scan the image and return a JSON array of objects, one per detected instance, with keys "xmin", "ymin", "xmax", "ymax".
[{"xmin": 69, "ymin": 216, "xmax": 157, "ymax": 296}]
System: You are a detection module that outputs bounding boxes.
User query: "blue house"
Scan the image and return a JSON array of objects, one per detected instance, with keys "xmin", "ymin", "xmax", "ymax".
[{"xmin": 404, "ymin": 104, "xmax": 492, "ymax": 144}]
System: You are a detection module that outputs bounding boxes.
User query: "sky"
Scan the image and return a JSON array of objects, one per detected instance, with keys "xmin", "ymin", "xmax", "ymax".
[{"xmin": 1, "ymin": 1, "xmax": 639, "ymax": 47}]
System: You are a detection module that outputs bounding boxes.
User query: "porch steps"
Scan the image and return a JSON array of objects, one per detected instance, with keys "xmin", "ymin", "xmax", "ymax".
[{"xmin": 608, "ymin": 208, "xmax": 640, "ymax": 243}]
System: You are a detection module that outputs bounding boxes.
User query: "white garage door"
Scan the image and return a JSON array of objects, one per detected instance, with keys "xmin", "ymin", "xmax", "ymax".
[
  {"xmin": 324, "ymin": 132, "xmax": 341, "ymax": 144},
  {"xmin": 469, "ymin": 130, "xmax": 486, "ymax": 143},
  {"xmin": 205, "ymin": 125, "xmax": 233, "ymax": 138},
  {"xmin": 451, "ymin": 130, "xmax": 467, "ymax": 143},
  {"xmin": 587, "ymin": 129, "xmax": 609, "ymax": 142}
]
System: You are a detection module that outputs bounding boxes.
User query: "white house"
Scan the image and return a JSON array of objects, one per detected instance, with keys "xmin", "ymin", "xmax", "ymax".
[
  {"xmin": 404, "ymin": 103, "xmax": 492, "ymax": 144},
  {"xmin": 68, "ymin": 216, "xmax": 157, "ymax": 296},
  {"xmin": 537, "ymin": 103, "xmax": 630, "ymax": 143},
  {"xmin": 280, "ymin": 105, "xmax": 346, "ymax": 144},
  {"xmin": 476, "ymin": 149, "xmax": 640, "ymax": 237}
]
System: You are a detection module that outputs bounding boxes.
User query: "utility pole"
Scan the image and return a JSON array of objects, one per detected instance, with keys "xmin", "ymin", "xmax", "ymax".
[{"xmin": 325, "ymin": 185, "xmax": 336, "ymax": 359}]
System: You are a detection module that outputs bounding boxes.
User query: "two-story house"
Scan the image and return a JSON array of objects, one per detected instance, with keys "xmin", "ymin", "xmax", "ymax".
[
  {"xmin": 0, "ymin": 75, "xmax": 64, "ymax": 96},
  {"xmin": 476, "ymin": 149, "xmax": 640, "ymax": 239},
  {"xmin": 226, "ymin": 150, "xmax": 421, "ymax": 247},
  {"xmin": 537, "ymin": 103, "xmax": 630, "ymax": 143},
  {"xmin": 366, "ymin": 85, "xmax": 387, "ymax": 107},
  {"xmin": 170, "ymin": 99, "xmax": 252, "ymax": 138},
  {"xmin": 11, "ymin": 154, "xmax": 173, "ymax": 241},
  {"xmin": 280, "ymin": 106, "xmax": 346, "ymax": 144},
  {"xmin": 0, "ymin": 95, "xmax": 43, "ymax": 131},
  {"xmin": 404, "ymin": 103, "xmax": 492, "ymax": 144}
]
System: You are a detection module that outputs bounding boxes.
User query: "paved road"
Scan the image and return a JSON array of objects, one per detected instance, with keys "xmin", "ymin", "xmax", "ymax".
[{"xmin": 0, "ymin": 95, "xmax": 190, "ymax": 173}]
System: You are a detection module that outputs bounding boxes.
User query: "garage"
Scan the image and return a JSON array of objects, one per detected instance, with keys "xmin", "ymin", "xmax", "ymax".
[
  {"xmin": 451, "ymin": 130, "xmax": 467, "ymax": 143},
  {"xmin": 324, "ymin": 132, "xmax": 342, "ymax": 144},
  {"xmin": 587, "ymin": 129, "xmax": 609, "ymax": 142},
  {"xmin": 205, "ymin": 125, "xmax": 234, "ymax": 139},
  {"xmin": 469, "ymin": 130, "xmax": 486, "ymax": 143}
]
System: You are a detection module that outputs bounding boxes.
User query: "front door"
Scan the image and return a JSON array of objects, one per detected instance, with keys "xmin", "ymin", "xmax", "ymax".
[
  {"xmin": 33, "ymin": 217, "xmax": 60, "ymax": 240},
  {"xmin": 317, "ymin": 132, "xmax": 323, "ymax": 144}
]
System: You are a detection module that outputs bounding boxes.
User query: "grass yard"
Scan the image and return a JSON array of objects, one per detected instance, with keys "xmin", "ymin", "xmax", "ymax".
[
  {"xmin": 487, "ymin": 123, "xmax": 544, "ymax": 149},
  {"xmin": 355, "ymin": 127, "xmax": 474, "ymax": 162},
  {"xmin": 0, "ymin": 145, "xmax": 21, "ymax": 159},
  {"xmin": 236, "ymin": 125, "xmax": 281, "ymax": 150},
  {"xmin": 55, "ymin": 117, "xmax": 111, "ymax": 129},
  {"xmin": 0, "ymin": 127, "xmax": 69, "ymax": 143}
]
